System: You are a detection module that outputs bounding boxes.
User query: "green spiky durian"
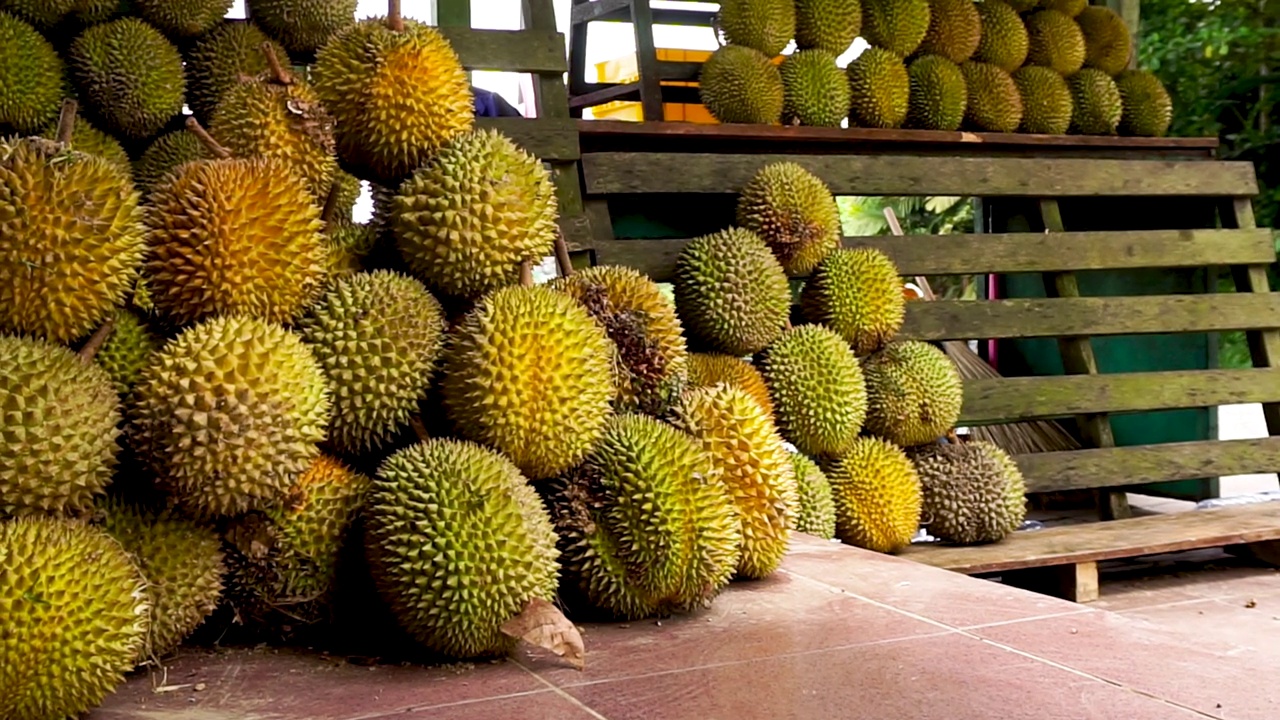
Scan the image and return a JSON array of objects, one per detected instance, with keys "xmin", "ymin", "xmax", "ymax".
[
  {"xmin": 144, "ymin": 154, "xmax": 329, "ymax": 326},
  {"xmin": 330, "ymin": 170, "xmax": 363, "ymax": 224},
  {"xmin": 313, "ymin": 16, "xmax": 473, "ymax": 184},
  {"xmin": 1116, "ymin": 69, "xmax": 1172, "ymax": 138},
  {"xmin": 1076, "ymin": 5, "xmax": 1132, "ymax": 75},
  {"xmin": 758, "ymin": 324, "xmax": 867, "ymax": 457},
  {"xmin": 441, "ymin": 285, "xmax": 616, "ymax": 481},
  {"xmin": 822, "ymin": 437, "xmax": 921, "ymax": 552},
  {"xmin": 1040, "ymin": 0, "xmax": 1085, "ymax": 16},
  {"xmin": 1068, "ymin": 67, "xmax": 1122, "ymax": 135},
  {"xmin": 132, "ymin": 129, "xmax": 206, "ymax": 194},
  {"xmin": 735, "ymin": 161, "xmax": 840, "ymax": 276},
  {"xmin": 846, "ymin": 46, "xmax": 910, "ymax": 129},
  {"xmin": 0, "ymin": 516, "xmax": 148, "ymax": 720},
  {"xmin": 247, "ymin": 0, "xmax": 358, "ymax": 54},
  {"xmin": 545, "ymin": 414, "xmax": 741, "ymax": 620},
  {"xmin": 960, "ymin": 60, "xmax": 1024, "ymax": 132},
  {"xmin": 0, "ymin": 0, "xmax": 74, "ymax": 28},
  {"xmin": 0, "ymin": 136, "xmax": 145, "ymax": 344},
  {"xmin": 185, "ymin": 22, "xmax": 289, "ymax": 124},
  {"xmin": 673, "ymin": 227, "xmax": 791, "ymax": 356},
  {"xmin": 1004, "ymin": 0, "xmax": 1040, "ymax": 11},
  {"xmin": 393, "ymin": 128, "xmax": 557, "ymax": 301},
  {"xmin": 1024, "ymin": 10, "xmax": 1085, "ymax": 75},
  {"xmin": 794, "ymin": 0, "xmax": 860, "ymax": 55},
  {"xmin": 364, "ymin": 439, "xmax": 559, "ymax": 659},
  {"xmin": 687, "ymin": 353, "xmax": 775, "ymax": 418},
  {"xmin": 128, "ymin": 316, "xmax": 332, "ymax": 519},
  {"xmin": 908, "ymin": 441, "xmax": 1026, "ymax": 544},
  {"xmin": 862, "ymin": 340, "xmax": 963, "ymax": 447},
  {"xmin": 906, "ymin": 54, "xmax": 968, "ymax": 131},
  {"xmin": 98, "ymin": 499, "xmax": 224, "ymax": 660},
  {"xmin": 973, "ymin": 1, "xmax": 1028, "ymax": 72},
  {"xmin": 39, "ymin": 117, "xmax": 129, "ymax": 172},
  {"xmin": 69, "ymin": 0, "xmax": 125, "ymax": 25},
  {"xmin": 0, "ymin": 13, "xmax": 64, "ymax": 135},
  {"xmin": 94, "ymin": 309, "xmax": 159, "ymax": 396},
  {"xmin": 698, "ymin": 45, "xmax": 785, "ymax": 125},
  {"xmin": 672, "ymin": 384, "xmax": 797, "ymax": 580},
  {"xmin": 133, "ymin": 0, "xmax": 231, "ymax": 39},
  {"xmin": 324, "ymin": 222, "xmax": 378, "ymax": 278},
  {"xmin": 780, "ymin": 49, "xmax": 851, "ymax": 128},
  {"xmin": 800, "ymin": 247, "xmax": 906, "ymax": 355},
  {"xmin": 1, "ymin": 336, "xmax": 120, "ymax": 517},
  {"xmin": 1013, "ymin": 65, "xmax": 1073, "ymax": 134},
  {"xmin": 551, "ymin": 265, "xmax": 690, "ymax": 416},
  {"xmin": 917, "ymin": 0, "xmax": 980, "ymax": 63},
  {"xmin": 717, "ymin": 0, "xmax": 795, "ymax": 56},
  {"xmin": 299, "ymin": 271, "xmax": 445, "ymax": 453},
  {"xmin": 67, "ymin": 18, "xmax": 186, "ymax": 140},
  {"xmin": 861, "ymin": 0, "xmax": 930, "ymax": 57},
  {"xmin": 790, "ymin": 451, "xmax": 835, "ymax": 539}
]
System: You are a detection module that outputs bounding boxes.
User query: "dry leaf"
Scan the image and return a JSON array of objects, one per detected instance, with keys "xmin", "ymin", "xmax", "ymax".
[{"xmin": 500, "ymin": 598, "xmax": 585, "ymax": 670}]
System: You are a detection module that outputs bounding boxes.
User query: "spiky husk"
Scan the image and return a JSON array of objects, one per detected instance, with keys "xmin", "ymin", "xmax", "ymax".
[
  {"xmin": 0, "ymin": 12, "xmax": 65, "ymax": 135},
  {"xmin": 790, "ymin": 451, "xmax": 836, "ymax": 539},
  {"xmin": 67, "ymin": 18, "xmax": 185, "ymax": 140},
  {"xmin": 736, "ymin": 161, "xmax": 840, "ymax": 276},
  {"xmin": 94, "ymin": 308, "xmax": 159, "ymax": 396},
  {"xmin": 698, "ymin": 45, "xmax": 785, "ymax": 125},
  {"xmin": 960, "ymin": 60, "xmax": 1024, "ymax": 133},
  {"xmin": 847, "ymin": 46, "xmax": 910, "ymax": 129},
  {"xmin": 1013, "ymin": 65, "xmax": 1073, "ymax": 134},
  {"xmin": 861, "ymin": 0, "xmax": 930, "ymax": 56},
  {"xmin": 39, "ymin": 117, "xmax": 129, "ymax": 172},
  {"xmin": 686, "ymin": 353, "xmax": 775, "ymax": 418},
  {"xmin": 758, "ymin": 324, "xmax": 867, "ymax": 458},
  {"xmin": 908, "ymin": 441, "xmax": 1027, "ymax": 544},
  {"xmin": 133, "ymin": 0, "xmax": 232, "ymax": 39},
  {"xmin": 0, "ymin": 0, "xmax": 74, "ymax": 29},
  {"xmin": 906, "ymin": 54, "xmax": 968, "ymax": 131},
  {"xmin": 185, "ymin": 21, "xmax": 288, "ymax": 124},
  {"xmin": 862, "ymin": 340, "xmax": 963, "ymax": 447},
  {"xmin": 246, "ymin": 0, "xmax": 358, "ymax": 54},
  {"xmin": 1068, "ymin": 67, "xmax": 1123, "ymax": 135},
  {"xmin": 821, "ymin": 438, "xmax": 922, "ymax": 552},
  {"xmin": 780, "ymin": 49, "xmax": 851, "ymax": 128},
  {"xmin": 1076, "ymin": 5, "xmax": 1132, "ymax": 75},
  {"xmin": 794, "ymin": 0, "xmax": 861, "ymax": 55},
  {"xmin": 973, "ymin": 0, "xmax": 1028, "ymax": 72},
  {"xmin": 917, "ymin": 0, "xmax": 980, "ymax": 63},
  {"xmin": 131, "ymin": 129, "xmax": 206, "ymax": 194},
  {"xmin": 1040, "ymin": 0, "xmax": 1085, "ymax": 16},
  {"xmin": 800, "ymin": 247, "xmax": 906, "ymax": 355},
  {"xmin": 1116, "ymin": 69, "xmax": 1172, "ymax": 137},
  {"xmin": 717, "ymin": 0, "xmax": 795, "ymax": 56},
  {"xmin": 674, "ymin": 227, "xmax": 791, "ymax": 356},
  {"xmin": 324, "ymin": 222, "xmax": 378, "ymax": 279},
  {"xmin": 1024, "ymin": 10, "xmax": 1086, "ymax": 75}
]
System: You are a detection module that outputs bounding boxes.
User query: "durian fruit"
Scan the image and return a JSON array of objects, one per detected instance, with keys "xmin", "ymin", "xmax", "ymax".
[
  {"xmin": 862, "ymin": 340, "xmax": 963, "ymax": 447},
  {"xmin": 779, "ymin": 49, "xmax": 851, "ymax": 128},
  {"xmin": 1076, "ymin": 5, "xmax": 1132, "ymax": 76},
  {"xmin": 132, "ymin": 129, "xmax": 206, "ymax": 194},
  {"xmin": 67, "ymin": 0, "xmax": 124, "ymax": 25},
  {"xmin": 846, "ymin": 47, "xmax": 910, "ymax": 129},
  {"xmin": 67, "ymin": 18, "xmax": 186, "ymax": 140},
  {"xmin": 1116, "ymin": 69, "xmax": 1173, "ymax": 138},
  {"xmin": 133, "ymin": 0, "xmax": 232, "ymax": 39},
  {"xmin": 441, "ymin": 285, "xmax": 616, "ymax": 481},
  {"xmin": 698, "ymin": 44, "xmax": 785, "ymax": 125},
  {"xmin": 0, "ymin": 0, "xmax": 74, "ymax": 29},
  {"xmin": 98, "ymin": 499, "xmax": 225, "ymax": 660},
  {"xmin": 757, "ymin": 324, "xmax": 867, "ymax": 458},
  {"xmin": 0, "ymin": 135, "xmax": 145, "ymax": 344},
  {"xmin": 790, "ymin": 451, "xmax": 835, "ymax": 539},
  {"xmin": 393, "ymin": 128, "xmax": 557, "ymax": 301},
  {"xmin": 0, "ymin": 516, "xmax": 148, "ymax": 720},
  {"xmin": 1013, "ymin": 65, "xmax": 1073, "ymax": 134},
  {"xmin": 672, "ymin": 385, "xmax": 797, "ymax": 580},
  {"xmin": 822, "ymin": 437, "xmax": 922, "ymax": 552},
  {"xmin": 0, "ymin": 12, "xmax": 65, "ymax": 134},
  {"xmin": 144, "ymin": 149, "xmax": 329, "ymax": 327},
  {"xmin": 717, "ymin": 0, "xmax": 795, "ymax": 57},
  {"xmin": 299, "ymin": 271, "xmax": 446, "ymax": 454},
  {"xmin": 128, "ymin": 315, "xmax": 332, "ymax": 519},
  {"xmin": 735, "ymin": 161, "xmax": 840, "ymax": 276},
  {"xmin": 247, "ymin": 0, "xmax": 358, "ymax": 54},
  {"xmin": 0, "ymin": 335, "xmax": 120, "ymax": 518},
  {"xmin": 794, "ymin": 0, "xmax": 860, "ymax": 55},
  {"xmin": 39, "ymin": 117, "xmax": 129, "ymax": 172},
  {"xmin": 960, "ymin": 60, "xmax": 1024, "ymax": 133},
  {"xmin": 94, "ymin": 309, "xmax": 159, "ymax": 396},
  {"xmin": 687, "ymin": 353, "xmax": 775, "ymax": 418},
  {"xmin": 324, "ymin": 222, "xmax": 378, "ymax": 279},
  {"xmin": 973, "ymin": 0, "xmax": 1028, "ymax": 72},
  {"xmin": 364, "ymin": 439, "xmax": 559, "ymax": 659},
  {"xmin": 1068, "ymin": 67, "xmax": 1123, "ymax": 135},
  {"xmin": 185, "ymin": 21, "xmax": 289, "ymax": 124},
  {"xmin": 1040, "ymin": 0, "xmax": 1085, "ymax": 16},
  {"xmin": 1003, "ymin": 0, "xmax": 1040, "ymax": 11},
  {"xmin": 801, "ymin": 248, "xmax": 906, "ymax": 355},
  {"xmin": 544, "ymin": 414, "xmax": 741, "ymax": 620},
  {"xmin": 908, "ymin": 440, "xmax": 1026, "ymax": 544},
  {"xmin": 312, "ymin": 14, "xmax": 473, "ymax": 184},
  {"xmin": 916, "ymin": 0, "xmax": 980, "ymax": 64},
  {"xmin": 1024, "ymin": 9, "xmax": 1086, "ymax": 76},
  {"xmin": 551, "ymin": 265, "xmax": 690, "ymax": 416},
  {"xmin": 906, "ymin": 54, "xmax": 968, "ymax": 131},
  {"xmin": 329, "ymin": 170, "xmax": 363, "ymax": 224},
  {"xmin": 224, "ymin": 454, "xmax": 371, "ymax": 632},
  {"xmin": 860, "ymin": 0, "xmax": 931, "ymax": 57},
  {"xmin": 673, "ymin": 227, "xmax": 791, "ymax": 356}
]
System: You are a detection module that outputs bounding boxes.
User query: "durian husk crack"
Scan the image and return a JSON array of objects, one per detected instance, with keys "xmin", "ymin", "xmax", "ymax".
[{"xmin": 577, "ymin": 282, "xmax": 671, "ymax": 416}]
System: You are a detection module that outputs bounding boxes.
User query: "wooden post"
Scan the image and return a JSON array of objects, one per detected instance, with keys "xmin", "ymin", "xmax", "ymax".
[{"xmin": 629, "ymin": 0, "xmax": 665, "ymax": 121}]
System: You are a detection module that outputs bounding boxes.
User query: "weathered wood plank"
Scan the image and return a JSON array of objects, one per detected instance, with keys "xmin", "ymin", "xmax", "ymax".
[
  {"xmin": 960, "ymin": 368, "xmax": 1280, "ymax": 424},
  {"xmin": 1224, "ymin": 198, "xmax": 1280, "ymax": 439},
  {"xmin": 475, "ymin": 118, "xmax": 579, "ymax": 161},
  {"xmin": 1015, "ymin": 437, "xmax": 1280, "ymax": 493},
  {"xmin": 898, "ymin": 293, "xmax": 1280, "ymax": 341},
  {"xmin": 580, "ymin": 152, "xmax": 1259, "ymax": 197},
  {"xmin": 439, "ymin": 28, "xmax": 568, "ymax": 74},
  {"xmin": 900, "ymin": 502, "xmax": 1280, "ymax": 574}
]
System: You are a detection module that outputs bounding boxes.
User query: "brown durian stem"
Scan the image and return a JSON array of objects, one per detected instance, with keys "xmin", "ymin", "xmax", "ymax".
[
  {"xmin": 520, "ymin": 260, "xmax": 534, "ymax": 287},
  {"xmin": 783, "ymin": 318, "xmax": 793, "ymax": 331},
  {"xmin": 410, "ymin": 416, "xmax": 430, "ymax": 443},
  {"xmin": 185, "ymin": 117, "xmax": 233, "ymax": 159},
  {"xmin": 388, "ymin": 0, "xmax": 404, "ymax": 31},
  {"xmin": 55, "ymin": 99, "xmax": 78, "ymax": 146},
  {"xmin": 320, "ymin": 180, "xmax": 343, "ymax": 231},
  {"xmin": 261, "ymin": 42, "xmax": 293, "ymax": 85},
  {"xmin": 553, "ymin": 231, "xmax": 575, "ymax": 278},
  {"xmin": 78, "ymin": 316, "xmax": 116, "ymax": 363}
]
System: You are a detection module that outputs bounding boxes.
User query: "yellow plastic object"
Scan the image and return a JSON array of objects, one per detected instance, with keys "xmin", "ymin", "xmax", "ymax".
[{"xmin": 589, "ymin": 48, "xmax": 723, "ymax": 123}]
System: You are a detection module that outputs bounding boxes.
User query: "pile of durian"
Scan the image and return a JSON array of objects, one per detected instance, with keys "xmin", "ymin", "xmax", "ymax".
[
  {"xmin": 2, "ymin": 2, "xmax": 1023, "ymax": 718},
  {"xmin": 702, "ymin": 0, "xmax": 1173, "ymax": 136}
]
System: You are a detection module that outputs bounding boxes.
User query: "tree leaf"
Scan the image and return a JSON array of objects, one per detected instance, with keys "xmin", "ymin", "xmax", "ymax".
[{"xmin": 500, "ymin": 598, "xmax": 586, "ymax": 670}]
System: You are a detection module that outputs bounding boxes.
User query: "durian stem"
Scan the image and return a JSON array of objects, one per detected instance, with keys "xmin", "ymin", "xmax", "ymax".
[
  {"xmin": 520, "ymin": 260, "xmax": 534, "ymax": 287},
  {"xmin": 261, "ymin": 43, "xmax": 293, "ymax": 85},
  {"xmin": 321, "ymin": 180, "xmax": 343, "ymax": 230},
  {"xmin": 185, "ymin": 117, "xmax": 233, "ymax": 159},
  {"xmin": 55, "ymin": 99, "xmax": 78, "ymax": 146},
  {"xmin": 410, "ymin": 416, "xmax": 430, "ymax": 443},
  {"xmin": 78, "ymin": 316, "xmax": 116, "ymax": 363},
  {"xmin": 554, "ymin": 231, "xmax": 575, "ymax": 278},
  {"xmin": 783, "ymin": 318, "xmax": 793, "ymax": 330},
  {"xmin": 387, "ymin": 0, "xmax": 404, "ymax": 31}
]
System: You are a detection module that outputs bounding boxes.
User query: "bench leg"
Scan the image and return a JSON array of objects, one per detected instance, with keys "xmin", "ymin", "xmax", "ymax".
[{"xmin": 998, "ymin": 562, "xmax": 1100, "ymax": 603}]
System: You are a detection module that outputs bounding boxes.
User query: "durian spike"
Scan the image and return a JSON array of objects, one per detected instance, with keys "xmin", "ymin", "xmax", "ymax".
[
  {"xmin": 554, "ymin": 231, "xmax": 575, "ymax": 278},
  {"xmin": 260, "ymin": 42, "xmax": 293, "ymax": 85},
  {"xmin": 388, "ymin": 0, "xmax": 404, "ymax": 31},
  {"xmin": 519, "ymin": 260, "xmax": 534, "ymax": 287},
  {"xmin": 320, "ymin": 180, "xmax": 342, "ymax": 231},
  {"xmin": 185, "ymin": 117, "xmax": 232, "ymax": 159},
  {"xmin": 55, "ymin": 99, "xmax": 78, "ymax": 146},
  {"xmin": 78, "ymin": 316, "xmax": 116, "ymax": 363}
]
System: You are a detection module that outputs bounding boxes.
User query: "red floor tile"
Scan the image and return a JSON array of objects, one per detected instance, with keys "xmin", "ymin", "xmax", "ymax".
[{"xmin": 359, "ymin": 691, "xmax": 604, "ymax": 720}]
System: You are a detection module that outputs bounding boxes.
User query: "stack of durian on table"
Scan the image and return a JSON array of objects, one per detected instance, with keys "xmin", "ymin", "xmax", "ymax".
[
  {"xmin": 3, "ymin": 1, "xmax": 1023, "ymax": 718},
  {"xmin": 702, "ymin": 0, "xmax": 1173, "ymax": 136}
]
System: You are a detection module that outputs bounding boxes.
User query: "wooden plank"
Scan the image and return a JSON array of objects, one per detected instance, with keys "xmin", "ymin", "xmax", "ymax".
[
  {"xmin": 960, "ymin": 368, "xmax": 1280, "ymax": 424},
  {"xmin": 439, "ymin": 27, "xmax": 568, "ymax": 74},
  {"xmin": 897, "ymin": 293, "xmax": 1280, "ymax": 342},
  {"xmin": 1015, "ymin": 437, "xmax": 1280, "ymax": 493},
  {"xmin": 1224, "ymin": 198, "xmax": 1280, "ymax": 439},
  {"xmin": 630, "ymin": 0, "xmax": 665, "ymax": 121},
  {"xmin": 1001, "ymin": 563, "xmax": 1099, "ymax": 603},
  {"xmin": 475, "ymin": 118, "xmax": 579, "ymax": 161},
  {"xmin": 900, "ymin": 502, "xmax": 1280, "ymax": 574},
  {"xmin": 580, "ymin": 152, "xmax": 1259, "ymax": 197}
]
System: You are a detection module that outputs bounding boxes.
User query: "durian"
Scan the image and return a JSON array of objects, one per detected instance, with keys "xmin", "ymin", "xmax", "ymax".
[
  {"xmin": 133, "ymin": 0, "xmax": 232, "ymax": 39},
  {"xmin": 860, "ymin": 0, "xmax": 931, "ymax": 57},
  {"xmin": 973, "ymin": 1, "xmax": 1028, "ymax": 73},
  {"xmin": 801, "ymin": 247, "xmax": 906, "ymax": 355},
  {"xmin": 917, "ymin": 0, "xmax": 980, "ymax": 64},
  {"xmin": 717, "ymin": 0, "xmax": 795, "ymax": 57},
  {"xmin": 758, "ymin": 324, "xmax": 867, "ymax": 457},
  {"xmin": 790, "ymin": 452, "xmax": 836, "ymax": 539},
  {"xmin": 94, "ymin": 309, "xmax": 159, "ymax": 396},
  {"xmin": 846, "ymin": 46, "xmax": 910, "ymax": 129},
  {"xmin": 67, "ymin": 18, "xmax": 186, "ymax": 140},
  {"xmin": 39, "ymin": 117, "xmax": 129, "ymax": 172},
  {"xmin": 1013, "ymin": 65, "xmax": 1073, "ymax": 134},
  {"xmin": 1076, "ymin": 5, "xmax": 1132, "ymax": 75},
  {"xmin": 908, "ymin": 440, "xmax": 1027, "ymax": 544},
  {"xmin": 960, "ymin": 60, "xmax": 1024, "ymax": 133},
  {"xmin": 687, "ymin": 353, "xmax": 775, "ymax": 418},
  {"xmin": 1116, "ymin": 69, "xmax": 1172, "ymax": 137},
  {"xmin": 906, "ymin": 55, "xmax": 968, "ymax": 131},
  {"xmin": 780, "ymin": 49, "xmax": 851, "ymax": 128},
  {"xmin": 1068, "ymin": 67, "xmax": 1123, "ymax": 135},
  {"xmin": 1040, "ymin": 0, "xmax": 1085, "ymax": 16},
  {"xmin": 698, "ymin": 45, "xmax": 785, "ymax": 125},
  {"xmin": 184, "ymin": 21, "xmax": 288, "ymax": 124},
  {"xmin": 132, "ymin": 129, "xmax": 206, "ymax": 194},
  {"xmin": 247, "ymin": 0, "xmax": 358, "ymax": 54},
  {"xmin": 862, "ymin": 340, "xmax": 963, "ymax": 447},
  {"xmin": 735, "ymin": 161, "xmax": 840, "ymax": 276},
  {"xmin": 794, "ymin": 0, "xmax": 861, "ymax": 55},
  {"xmin": 822, "ymin": 437, "xmax": 922, "ymax": 553},
  {"xmin": 1024, "ymin": 9, "xmax": 1086, "ymax": 76},
  {"xmin": 0, "ymin": 12, "xmax": 65, "ymax": 135},
  {"xmin": 0, "ymin": 0, "xmax": 74, "ymax": 29}
]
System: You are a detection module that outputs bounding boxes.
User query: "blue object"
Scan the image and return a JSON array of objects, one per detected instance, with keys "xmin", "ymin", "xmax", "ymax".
[{"xmin": 472, "ymin": 87, "xmax": 523, "ymax": 117}]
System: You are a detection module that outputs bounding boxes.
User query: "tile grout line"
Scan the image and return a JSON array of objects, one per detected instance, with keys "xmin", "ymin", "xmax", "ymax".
[
  {"xmin": 513, "ymin": 661, "xmax": 613, "ymax": 720},
  {"xmin": 342, "ymin": 688, "xmax": 554, "ymax": 720}
]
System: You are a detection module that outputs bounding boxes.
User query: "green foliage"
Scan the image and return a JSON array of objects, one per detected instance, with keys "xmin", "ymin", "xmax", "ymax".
[{"xmin": 836, "ymin": 195, "xmax": 976, "ymax": 300}]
